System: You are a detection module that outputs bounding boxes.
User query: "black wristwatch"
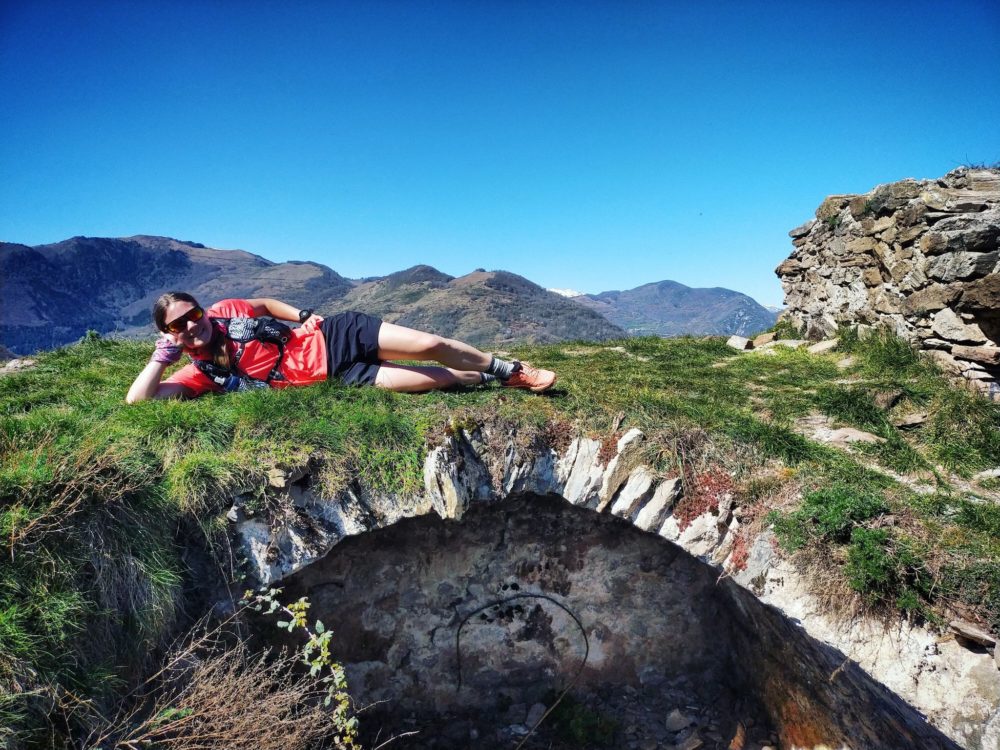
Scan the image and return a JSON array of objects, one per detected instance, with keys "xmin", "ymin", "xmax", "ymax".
[{"xmin": 298, "ymin": 308, "xmax": 313, "ymax": 323}]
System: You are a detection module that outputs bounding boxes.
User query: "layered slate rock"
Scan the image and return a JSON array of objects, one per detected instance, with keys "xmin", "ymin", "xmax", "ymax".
[
  {"xmin": 775, "ymin": 168, "xmax": 1000, "ymax": 399},
  {"xmin": 233, "ymin": 426, "xmax": 999, "ymax": 750}
]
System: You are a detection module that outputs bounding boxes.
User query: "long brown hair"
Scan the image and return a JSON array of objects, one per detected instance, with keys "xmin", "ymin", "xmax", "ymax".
[{"xmin": 152, "ymin": 291, "xmax": 230, "ymax": 369}]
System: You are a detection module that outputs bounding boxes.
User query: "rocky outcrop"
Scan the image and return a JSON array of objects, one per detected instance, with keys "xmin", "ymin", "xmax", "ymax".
[
  {"xmin": 776, "ymin": 168, "xmax": 1000, "ymax": 399},
  {"xmin": 233, "ymin": 426, "xmax": 999, "ymax": 749}
]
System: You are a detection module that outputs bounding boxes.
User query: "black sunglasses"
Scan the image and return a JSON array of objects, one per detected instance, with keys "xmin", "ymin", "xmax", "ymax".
[{"xmin": 164, "ymin": 306, "xmax": 204, "ymax": 334}]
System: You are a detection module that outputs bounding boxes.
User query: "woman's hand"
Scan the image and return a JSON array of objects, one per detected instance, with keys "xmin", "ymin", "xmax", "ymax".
[
  {"xmin": 126, "ymin": 335, "xmax": 190, "ymax": 403},
  {"xmin": 150, "ymin": 335, "xmax": 184, "ymax": 364},
  {"xmin": 300, "ymin": 313, "xmax": 324, "ymax": 332}
]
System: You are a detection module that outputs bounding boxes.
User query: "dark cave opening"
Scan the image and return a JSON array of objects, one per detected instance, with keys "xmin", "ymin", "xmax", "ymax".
[{"xmin": 276, "ymin": 494, "xmax": 960, "ymax": 750}]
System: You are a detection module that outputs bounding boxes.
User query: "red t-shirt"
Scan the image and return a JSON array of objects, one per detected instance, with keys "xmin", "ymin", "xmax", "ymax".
[{"xmin": 164, "ymin": 299, "xmax": 328, "ymax": 397}]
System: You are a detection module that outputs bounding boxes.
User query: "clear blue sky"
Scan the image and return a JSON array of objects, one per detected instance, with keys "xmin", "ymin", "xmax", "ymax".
[{"xmin": 2, "ymin": 1, "xmax": 998, "ymax": 306}]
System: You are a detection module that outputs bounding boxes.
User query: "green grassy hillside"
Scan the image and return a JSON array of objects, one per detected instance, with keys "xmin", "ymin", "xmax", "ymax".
[{"xmin": 2, "ymin": 331, "xmax": 999, "ymax": 746}]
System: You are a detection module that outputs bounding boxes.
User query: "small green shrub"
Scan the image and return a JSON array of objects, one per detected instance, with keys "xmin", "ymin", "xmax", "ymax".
[
  {"xmin": 772, "ymin": 485, "xmax": 888, "ymax": 550},
  {"xmin": 769, "ymin": 509, "xmax": 810, "ymax": 552},
  {"xmin": 846, "ymin": 528, "xmax": 930, "ymax": 608},
  {"xmin": 805, "ymin": 486, "xmax": 889, "ymax": 541},
  {"xmin": 895, "ymin": 589, "xmax": 923, "ymax": 614},
  {"xmin": 768, "ymin": 319, "xmax": 803, "ymax": 340},
  {"xmin": 846, "ymin": 528, "xmax": 896, "ymax": 599},
  {"xmin": 941, "ymin": 562, "xmax": 1000, "ymax": 633},
  {"xmin": 861, "ymin": 190, "xmax": 891, "ymax": 217},
  {"xmin": 815, "ymin": 386, "xmax": 886, "ymax": 431},
  {"xmin": 244, "ymin": 589, "xmax": 358, "ymax": 748},
  {"xmin": 549, "ymin": 693, "xmax": 617, "ymax": 746}
]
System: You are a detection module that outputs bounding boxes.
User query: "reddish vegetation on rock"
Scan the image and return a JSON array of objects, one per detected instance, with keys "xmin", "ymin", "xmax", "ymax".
[{"xmin": 675, "ymin": 466, "xmax": 735, "ymax": 531}]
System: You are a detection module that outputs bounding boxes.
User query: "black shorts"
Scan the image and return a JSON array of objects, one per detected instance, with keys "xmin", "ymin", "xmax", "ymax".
[{"xmin": 320, "ymin": 311, "xmax": 383, "ymax": 386}]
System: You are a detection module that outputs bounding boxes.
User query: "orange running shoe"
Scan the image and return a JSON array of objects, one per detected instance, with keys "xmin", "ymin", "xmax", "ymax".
[{"xmin": 502, "ymin": 361, "xmax": 556, "ymax": 392}]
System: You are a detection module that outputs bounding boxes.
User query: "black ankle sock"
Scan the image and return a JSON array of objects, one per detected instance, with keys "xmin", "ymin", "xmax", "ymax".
[{"xmin": 480, "ymin": 372, "xmax": 497, "ymax": 385}]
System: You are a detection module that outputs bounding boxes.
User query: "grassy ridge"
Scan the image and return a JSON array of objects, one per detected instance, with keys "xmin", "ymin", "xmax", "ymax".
[{"xmin": 2, "ymin": 331, "xmax": 999, "ymax": 745}]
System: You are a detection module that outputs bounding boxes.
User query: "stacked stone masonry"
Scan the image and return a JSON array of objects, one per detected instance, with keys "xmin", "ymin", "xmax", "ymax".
[{"xmin": 776, "ymin": 167, "xmax": 1000, "ymax": 400}]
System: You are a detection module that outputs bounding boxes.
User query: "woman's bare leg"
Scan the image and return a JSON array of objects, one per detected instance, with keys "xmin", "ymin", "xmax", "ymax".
[
  {"xmin": 375, "ymin": 321, "xmax": 557, "ymax": 392},
  {"xmin": 377, "ymin": 322, "xmax": 492, "ymax": 371},
  {"xmin": 375, "ymin": 362, "xmax": 482, "ymax": 393}
]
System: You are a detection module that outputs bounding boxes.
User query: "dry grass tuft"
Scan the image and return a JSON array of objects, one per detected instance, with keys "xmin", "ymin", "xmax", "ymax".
[
  {"xmin": 91, "ymin": 624, "xmax": 339, "ymax": 750},
  {"xmin": 794, "ymin": 545, "xmax": 870, "ymax": 624}
]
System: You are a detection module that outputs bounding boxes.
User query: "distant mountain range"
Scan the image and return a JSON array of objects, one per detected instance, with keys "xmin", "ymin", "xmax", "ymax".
[
  {"xmin": 572, "ymin": 280, "xmax": 778, "ymax": 337},
  {"xmin": 0, "ymin": 236, "xmax": 777, "ymax": 354},
  {"xmin": 326, "ymin": 265, "xmax": 624, "ymax": 346},
  {"xmin": 0, "ymin": 236, "xmax": 352, "ymax": 353}
]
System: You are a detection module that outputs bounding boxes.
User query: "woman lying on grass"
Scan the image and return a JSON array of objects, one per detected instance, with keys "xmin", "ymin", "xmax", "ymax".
[{"xmin": 126, "ymin": 292, "xmax": 556, "ymax": 403}]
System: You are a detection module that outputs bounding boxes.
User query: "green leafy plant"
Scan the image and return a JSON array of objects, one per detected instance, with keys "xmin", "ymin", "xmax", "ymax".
[
  {"xmin": 548, "ymin": 693, "xmax": 617, "ymax": 746},
  {"xmin": 149, "ymin": 706, "xmax": 195, "ymax": 728},
  {"xmin": 771, "ymin": 485, "xmax": 888, "ymax": 550},
  {"xmin": 243, "ymin": 589, "xmax": 358, "ymax": 748},
  {"xmin": 846, "ymin": 528, "xmax": 931, "ymax": 610},
  {"xmin": 861, "ymin": 194, "xmax": 889, "ymax": 217},
  {"xmin": 767, "ymin": 318, "xmax": 803, "ymax": 340}
]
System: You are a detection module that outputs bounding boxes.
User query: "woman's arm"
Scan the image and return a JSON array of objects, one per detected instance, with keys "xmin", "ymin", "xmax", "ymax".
[
  {"xmin": 125, "ymin": 336, "xmax": 193, "ymax": 403},
  {"xmin": 246, "ymin": 298, "xmax": 309, "ymax": 322},
  {"xmin": 125, "ymin": 361, "xmax": 192, "ymax": 403}
]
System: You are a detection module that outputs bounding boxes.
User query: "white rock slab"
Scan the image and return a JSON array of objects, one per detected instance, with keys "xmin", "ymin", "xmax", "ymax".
[
  {"xmin": 634, "ymin": 478, "xmax": 682, "ymax": 532},
  {"xmin": 558, "ymin": 438, "xmax": 605, "ymax": 505},
  {"xmin": 609, "ymin": 467, "xmax": 656, "ymax": 520},
  {"xmin": 807, "ymin": 339, "xmax": 840, "ymax": 354}
]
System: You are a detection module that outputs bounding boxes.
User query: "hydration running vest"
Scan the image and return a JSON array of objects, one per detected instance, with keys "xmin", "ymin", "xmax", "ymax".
[{"xmin": 192, "ymin": 316, "xmax": 293, "ymax": 392}]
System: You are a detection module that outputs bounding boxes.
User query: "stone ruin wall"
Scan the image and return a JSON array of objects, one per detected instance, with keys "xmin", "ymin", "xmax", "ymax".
[
  {"xmin": 776, "ymin": 167, "xmax": 1000, "ymax": 400},
  {"xmin": 236, "ymin": 426, "xmax": 1000, "ymax": 749}
]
